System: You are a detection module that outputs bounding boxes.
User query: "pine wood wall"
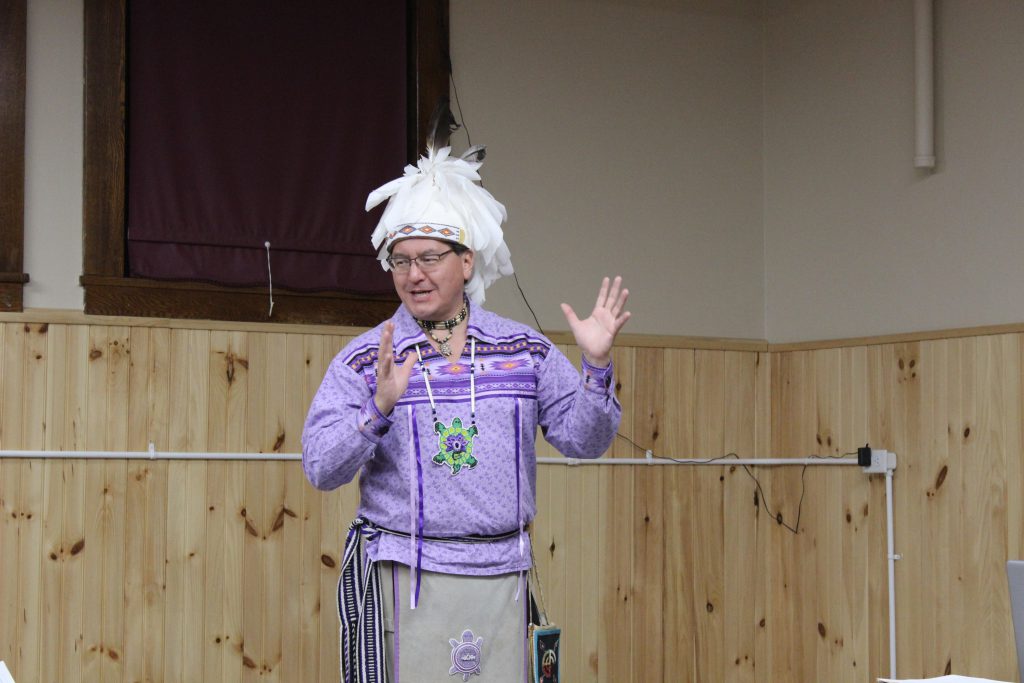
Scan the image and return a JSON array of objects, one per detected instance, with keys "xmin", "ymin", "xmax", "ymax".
[{"xmin": 0, "ymin": 313, "xmax": 1021, "ymax": 682}]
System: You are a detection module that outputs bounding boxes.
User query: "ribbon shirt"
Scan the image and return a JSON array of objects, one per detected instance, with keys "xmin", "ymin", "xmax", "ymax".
[{"xmin": 302, "ymin": 304, "xmax": 620, "ymax": 576}]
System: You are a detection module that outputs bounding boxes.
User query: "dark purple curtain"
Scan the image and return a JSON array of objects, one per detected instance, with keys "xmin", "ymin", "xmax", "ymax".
[{"xmin": 127, "ymin": 1, "xmax": 405, "ymax": 294}]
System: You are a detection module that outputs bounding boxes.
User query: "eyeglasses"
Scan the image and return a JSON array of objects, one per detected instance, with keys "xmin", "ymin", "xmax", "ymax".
[{"xmin": 387, "ymin": 249, "xmax": 455, "ymax": 273}]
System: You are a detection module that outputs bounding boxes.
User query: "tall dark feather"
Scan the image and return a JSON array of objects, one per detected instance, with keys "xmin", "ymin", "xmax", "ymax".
[{"xmin": 425, "ymin": 97, "xmax": 458, "ymax": 153}]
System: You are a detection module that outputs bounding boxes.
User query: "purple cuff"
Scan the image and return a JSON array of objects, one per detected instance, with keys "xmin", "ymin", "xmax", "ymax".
[
  {"xmin": 581, "ymin": 356, "xmax": 614, "ymax": 395},
  {"xmin": 357, "ymin": 396, "xmax": 393, "ymax": 443}
]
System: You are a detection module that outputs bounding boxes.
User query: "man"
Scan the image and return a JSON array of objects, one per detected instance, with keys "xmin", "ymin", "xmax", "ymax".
[{"xmin": 302, "ymin": 142, "xmax": 629, "ymax": 682}]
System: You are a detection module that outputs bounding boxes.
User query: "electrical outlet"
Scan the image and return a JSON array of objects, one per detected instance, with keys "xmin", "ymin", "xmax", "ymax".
[{"xmin": 862, "ymin": 448, "xmax": 896, "ymax": 474}]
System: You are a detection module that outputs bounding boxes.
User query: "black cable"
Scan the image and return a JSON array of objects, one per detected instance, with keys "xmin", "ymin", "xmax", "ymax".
[
  {"xmin": 449, "ymin": 70, "xmax": 546, "ymax": 336},
  {"xmin": 612, "ymin": 436, "xmax": 857, "ymax": 535}
]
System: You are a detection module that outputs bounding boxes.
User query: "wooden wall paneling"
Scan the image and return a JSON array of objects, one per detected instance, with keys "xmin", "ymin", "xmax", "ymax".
[
  {"xmin": 40, "ymin": 448, "xmax": 66, "ymax": 682},
  {"xmin": 262, "ymin": 332, "xmax": 289, "ymax": 681},
  {"xmin": 206, "ymin": 330, "xmax": 244, "ymax": 680},
  {"xmin": 888, "ymin": 341, "xmax": 924, "ymax": 679},
  {"xmin": 222, "ymin": 459, "xmax": 247, "ymax": 682},
  {"xmin": 24, "ymin": 324, "xmax": 47, "ymax": 448},
  {"xmin": 182, "ymin": 458, "xmax": 210, "ymax": 682},
  {"xmin": 863, "ymin": 343, "xmax": 894, "ymax": 678},
  {"xmin": 241, "ymin": 462, "xmax": 266, "ymax": 679},
  {"xmin": 103, "ymin": 328, "xmax": 130, "ymax": 679},
  {"xmin": 577, "ymin": 459, "xmax": 601, "ymax": 680},
  {"xmin": 123, "ymin": 325, "xmax": 146, "ymax": 682},
  {"xmin": 838, "ymin": 345, "xmax": 871, "ymax": 681},
  {"xmin": 764, "ymin": 350, "xmax": 809, "ymax": 682},
  {"xmin": 60, "ymin": 325, "xmax": 90, "ymax": 683},
  {"xmin": 0, "ymin": 454, "xmax": 19, "ymax": 671},
  {"xmin": 163, "ymin": 461, "xmax": 188, "ymax": 682},
  {"xmin": 751, "ymin": 350, "xmax": 771, "ymax": 683},
  {"xmin": 556, "ymin": 345, "xmax": 585, "ymax": 680},
  {"xmin": 15, "ymin": 458, "xmax": 43, "ymax": 683},
  {"xmin": 913, "ymin": 339, "xmax": 954, "ymax": 677},
  {"xmin": 961, "ymin": 336, "xmax": 1014, "ymax": 679},
  {"xmin": 1013, "ymin": 335, "xmax": 1024, "ymax": 564},
  {"xmin": 599, "ymin": 344, "xmax": 634, "ymax": 682},
  {"xmin": 692, "ymin": 349, "xmax": 728, "ymax": 682},
  {"xmin": 662, "ymin": 348, "xmax": 696, "ymax": 680},
  {"xmin": 203, "ymin": 456, "xmax": 228, "ymax": 683},
  {"xmin": 996, "ymin": 334, "xmax": 1021, "ymax": 683},
  {"xmin": 146, "ymin": 328, "xmax": 172, "ymax": 451},
  {"xmin": 280, "ymin": 331, "xmax": 311, "ymax": 683},
  {"xmin": 721, "ymin": 351, "xmax": 758, "ymax": 683},
  {"xmin": 2, "ymin": 322, "xmax": 26, "ymax": 448},
  {"xmin": 162, "ymin": 330, "xmax": 194, "ymax": 680},
  {"xmin": 40, "ymin": 326, "xmax": 68, "ymax": 681},
  {"xmin": 204, "ymin": 331, "xmax": 229, "ymax": 681},
  {"xmin": 631, "ymin": 346, "xmax": 665, "ymax": 681},
  {"xmin": 9, "ymin": 326, "xmax": 45, "ymax": 680},
  {"xmin": 168, "ymin": 330, "xmax": 191, "ymax": 453},
  {"xmin": 0, "ymin": 324, "xmax": 19, "ymax": 671},
  {"xmin": 279, "ymin": 460, "xmax": 306, "ymax": 682},
  {"xmin": 811, "ymin": 348, "xmax": 846, "ymax": 682},
  {"xmin": 187, "ymin": 330, "xmax": 212, "ymax": 452},
  {"xmin": 298, "ymin": 333, "xmax": 328, "ymax": 683},
  {"xmin": 223, "ymin": 332, "xmax": 249, "ymax": 679},
  {"xmin": 125, "ymin": 323, "xmax": 169, "ymax": 683},
  {"xmin": 243, "ymin": 331, "xmax": 268, "ymax": 681},
  {"xmin": 82, "ymin": 326, "xmax": 107, "ymax": 680},
  {"xmin": 138, "ymin": 327, "xmax": 171, "ymax": 683}
]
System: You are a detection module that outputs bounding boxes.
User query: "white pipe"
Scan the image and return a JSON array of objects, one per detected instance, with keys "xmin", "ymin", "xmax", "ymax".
[
  {"xmin": 914, "ymin": 0, "xmax": 936, "ymax": 168},
  {"xmin": 0, "ymin": 447, "xmax": 859, "ymax": 467},
  {"xmin": 886, "ymin": 466, "xmax": 900, "ymax": 678},
  {"xmin": 0, "ymin": 448, "xmax": 299, "ymax": 461}
]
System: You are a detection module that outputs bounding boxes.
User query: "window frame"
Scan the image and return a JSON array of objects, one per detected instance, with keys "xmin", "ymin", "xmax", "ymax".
[
  {"xmin": 0, "ymin": 0, "xmax": 28, "ymax": 312},
  {"xmin": 81, "ymin": 0, "xmax": 450, "ymax": 326}
]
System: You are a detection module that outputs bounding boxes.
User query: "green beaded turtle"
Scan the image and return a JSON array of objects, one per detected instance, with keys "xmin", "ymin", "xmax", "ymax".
[{"xmin": 432, "ymin": 417, "xmax": 479, "ymax": 475}]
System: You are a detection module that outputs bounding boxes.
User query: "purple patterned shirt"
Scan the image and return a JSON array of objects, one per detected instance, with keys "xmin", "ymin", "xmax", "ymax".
[{"xmin": 302, "ymin": 304, "xmax": 620, "ymax": 576}]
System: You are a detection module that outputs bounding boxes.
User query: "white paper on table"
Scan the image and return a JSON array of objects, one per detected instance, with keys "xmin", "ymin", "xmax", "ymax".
[
  {"xmin": 878, "ymin": 676, "xmax": 1011, "ymax": 683},
  {"xmin": 0, "ymin": 661, "xmax": 15, "ymax": 683}
]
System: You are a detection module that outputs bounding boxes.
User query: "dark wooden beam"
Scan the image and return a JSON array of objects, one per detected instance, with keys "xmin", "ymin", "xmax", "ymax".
[{"xmin": 0, "ymin": 0, "xmax": 28, "ymax": 310}]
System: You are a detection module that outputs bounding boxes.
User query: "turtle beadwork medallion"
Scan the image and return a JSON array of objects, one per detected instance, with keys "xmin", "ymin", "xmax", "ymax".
[
  {"xmin": 432, "ymin": 417, "xmax": 479, "ymax": 475},
  {"xmin": 448, "ymin": 628, "xmax": 483, "ymax": 680}
]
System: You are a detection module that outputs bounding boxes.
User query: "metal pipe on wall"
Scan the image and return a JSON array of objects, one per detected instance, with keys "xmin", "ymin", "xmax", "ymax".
[{"xmin": 914, "ymin": 0, "xmax": 936, "ymax": 168}]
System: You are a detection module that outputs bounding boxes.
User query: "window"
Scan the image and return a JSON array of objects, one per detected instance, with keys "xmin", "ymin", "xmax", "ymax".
[{"xmin": 81, "ymin": 0, "xmax": 450, "ymax": 326}]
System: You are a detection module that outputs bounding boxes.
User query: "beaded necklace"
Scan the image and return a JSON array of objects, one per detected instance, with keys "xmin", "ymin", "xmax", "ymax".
[
  {"xmin": 415, "ymin": 337, "xmax": 478, "ymax": 475},
  {"xmin": 415, "ymin": 304, "xmax": 468, "ymax": 358}
]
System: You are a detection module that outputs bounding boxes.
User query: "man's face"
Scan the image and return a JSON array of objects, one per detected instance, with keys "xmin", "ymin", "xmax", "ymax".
[{"xmin": 390, "ymin": 238, "xmax": 474, "ymax": 320}]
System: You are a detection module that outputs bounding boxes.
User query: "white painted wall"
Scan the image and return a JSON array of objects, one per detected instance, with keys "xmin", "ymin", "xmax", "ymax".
[
  {"xmin": 24, "ymin": 0, "xmax": 83, "ymax": 310},
  {"xmin": 449, "ymin": 0, "xmax": 766, "ymax": 338},
  {"xmin": 764, "ymin": 1, "xmax": 1024, "ymax": 342}
]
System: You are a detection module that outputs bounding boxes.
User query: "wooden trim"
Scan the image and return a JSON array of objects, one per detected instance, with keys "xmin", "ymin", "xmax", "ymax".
[
  {"xmin": 2, "ymin": 305, "xmax": 768, "ymax": 351},
  {"xmin": 0, "ymin": 0, "xmax": 28, "ymax": 311},
  {"xmin": 767, "ymin": 320, "xmax": 1024, "ymax": 352},
  {"xmin": 80, "ymin": 275, "xmax": 400, "ymax": 328},
  {"xmin": 82, "ymin": 0, "xmax": 126, "ymax": 277},
  {"xmin": 82, "ymin": 0, "xmax": 450, "ymax": 325},
  {"xmin": 409, "ymin": 0, "xmax": 451, "ymax": 156}
]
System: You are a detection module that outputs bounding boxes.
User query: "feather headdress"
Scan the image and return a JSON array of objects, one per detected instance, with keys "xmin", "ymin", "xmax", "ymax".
[{"xmin": 365, "ymin": 102, "xmax": 513, "ymax": 305}]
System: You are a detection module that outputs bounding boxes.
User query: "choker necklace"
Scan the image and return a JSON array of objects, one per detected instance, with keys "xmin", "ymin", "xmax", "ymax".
[
  {"xmin": 415, "ymin": 304, "xmax": 468, "ymax": 357},
  {"xmin": 415, "ymin": 304, "xmax": 468, "ymax": 332}
]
